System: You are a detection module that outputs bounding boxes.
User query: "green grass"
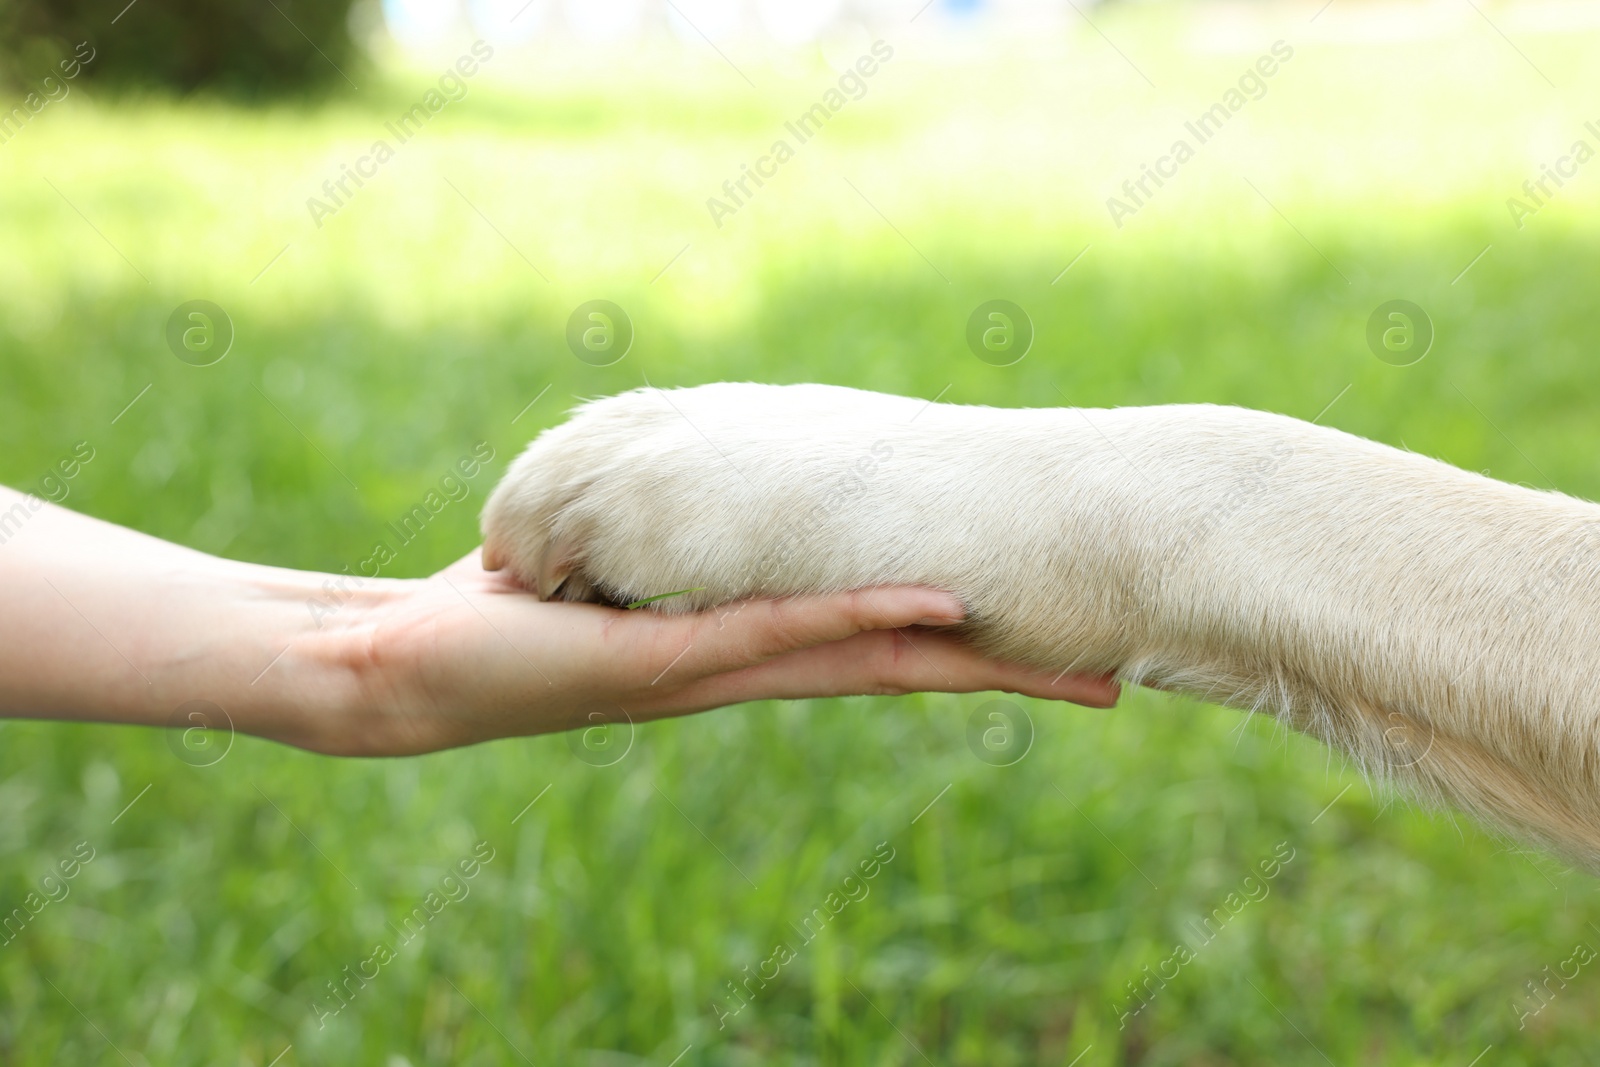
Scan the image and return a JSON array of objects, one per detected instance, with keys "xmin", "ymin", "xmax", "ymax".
[{"xmin": 4, "ymin": 8, "xmax": 1600, "ymax": 1063}]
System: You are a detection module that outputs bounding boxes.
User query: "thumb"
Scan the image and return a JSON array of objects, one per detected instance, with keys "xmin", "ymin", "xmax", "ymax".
[{"xmin": 435, "ymin": 546, "xmax": 487, "ymax": 579}]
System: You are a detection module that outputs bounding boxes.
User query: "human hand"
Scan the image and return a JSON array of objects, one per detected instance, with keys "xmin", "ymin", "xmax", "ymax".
[{"xmin": 331, "ymin": 549, "xmax": 1121, "ymax": 755}]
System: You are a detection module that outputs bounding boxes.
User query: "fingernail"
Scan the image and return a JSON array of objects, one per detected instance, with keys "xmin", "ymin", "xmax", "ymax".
[
  {"xmin": 915, "ymin": 610, "xmax": 966, "ymax": 626},
  {"xmin": 1084, "ymin": 682, "xmax": 1122, "ymax": 708}
]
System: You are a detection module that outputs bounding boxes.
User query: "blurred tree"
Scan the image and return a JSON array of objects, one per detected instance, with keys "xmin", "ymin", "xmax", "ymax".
[{"xmin": 0, "ymin": 0, "xmax": 363, "ymax": 97}]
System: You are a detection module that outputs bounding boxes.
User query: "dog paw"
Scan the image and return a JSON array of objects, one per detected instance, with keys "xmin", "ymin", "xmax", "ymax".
[
  {"xmin": 478, "ymin": 381, "xmax": 1146, "ymax": 679},
  {"xmin": 480, "ymin": 383, "xmax": 924, "ymax": 612}
]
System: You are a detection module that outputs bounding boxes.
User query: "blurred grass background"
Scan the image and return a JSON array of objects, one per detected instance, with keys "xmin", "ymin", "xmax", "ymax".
[{"xmin": 4, "ymin": 2, "xmax": 1600, "ymax": 1063}]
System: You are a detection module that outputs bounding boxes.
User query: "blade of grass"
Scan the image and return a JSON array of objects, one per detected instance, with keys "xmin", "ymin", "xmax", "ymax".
[{"xmin": 625, "ymin": 587, "xmax": 706, "ymax": 610}]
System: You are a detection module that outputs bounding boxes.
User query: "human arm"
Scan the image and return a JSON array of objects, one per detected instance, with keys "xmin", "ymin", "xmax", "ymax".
[{"xmin": 0, "ymin": 485, "xmax": 1119, "ymax": 756}]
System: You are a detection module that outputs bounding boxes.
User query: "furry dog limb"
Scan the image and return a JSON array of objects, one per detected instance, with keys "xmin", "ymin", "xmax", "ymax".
[{"xmin": 482, "ymin": 383, "xmax": 1600, "ymax": 867}]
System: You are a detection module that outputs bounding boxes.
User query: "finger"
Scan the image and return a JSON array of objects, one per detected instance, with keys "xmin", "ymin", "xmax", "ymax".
[
  {"xmin": 667, "ymin": 587, "xmax": 968, "ymax": 679},
  {"xmin": 666, "ymin": 627, "xmax": 1122, "ymax": 710}
]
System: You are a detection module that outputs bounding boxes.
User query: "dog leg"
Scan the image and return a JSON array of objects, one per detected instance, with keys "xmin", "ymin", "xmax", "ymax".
[{"xmin": 484, "ymin": 383, "xmax": 1600, "ymax": 866}]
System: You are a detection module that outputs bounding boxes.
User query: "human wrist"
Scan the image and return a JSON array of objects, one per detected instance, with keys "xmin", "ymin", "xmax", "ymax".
[{"xmin": 170, "ymin": 561, "xmax": 404, "ymax": 757}]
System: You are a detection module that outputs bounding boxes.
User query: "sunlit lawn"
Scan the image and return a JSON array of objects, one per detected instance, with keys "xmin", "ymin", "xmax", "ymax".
[{"xmin": 3, "ymin": 5, "xmax": 1600, "ymax": 1063}]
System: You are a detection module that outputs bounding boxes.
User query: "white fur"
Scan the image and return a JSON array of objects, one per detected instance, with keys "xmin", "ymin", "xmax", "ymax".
[{"xmin": 483, "ymin": 383, "xmax": 1600, "ymax": 866}]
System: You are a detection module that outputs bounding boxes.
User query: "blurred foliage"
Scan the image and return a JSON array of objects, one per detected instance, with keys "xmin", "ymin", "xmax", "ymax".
[
  {"xmin": 3, "ymin": 8, "xmax": 1600, "ymax": 1064},
  {"xmin": 0, "ymin": 0, "xmax": 361, "ymax": 97}
]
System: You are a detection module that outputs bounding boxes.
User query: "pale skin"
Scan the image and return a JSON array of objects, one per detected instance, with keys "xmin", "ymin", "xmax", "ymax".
[{"xmin": 0, "ymin": 485, "xmax": 1119, "ymax": 756}]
